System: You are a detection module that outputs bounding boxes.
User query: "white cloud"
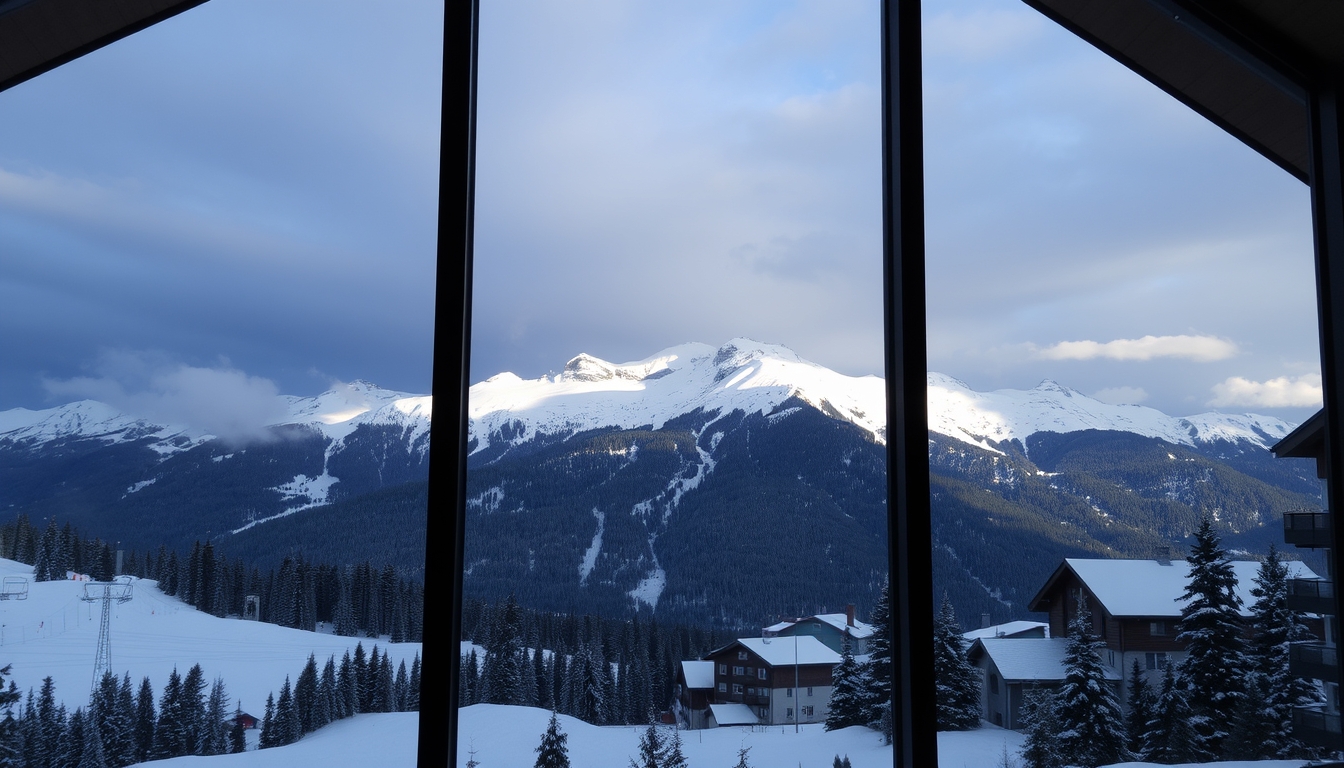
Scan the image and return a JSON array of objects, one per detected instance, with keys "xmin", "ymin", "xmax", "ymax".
[
  {"xmin": 1092, "ymin": 386, "xmax": 1148, "ymax": 405},
  {"xmin": 1208, "ymin": 374, "xmax": 1323, "ymax": 408},
  {"xmin": 1036, "ymin": 335, "xmax": 1238, "ymax": 362},
  {"xmin": 43, "ymin": 351, "xmax": 287, "ymax": 445}
]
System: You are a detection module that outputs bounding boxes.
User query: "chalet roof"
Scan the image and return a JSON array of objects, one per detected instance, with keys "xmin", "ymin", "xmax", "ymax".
[
  {"xmin": 680, "ymin": 660, "xmax": 714, "ymax": 690},
  {"xmin": 962, "ymin": 620, "xmax": 1049, "ymax": 641},
  {"xmin": 1027, "ymin": 557, "xmax": 1319, "ymax": 618},
  {"xmin": 764, "ymin": 613, "xmax": 876, "ymax": 639},
  {"xmin": 708, "ymin": 636, "xmax": 841, "ymax": 668},
  {"xmin": 708, "ymin": 702, "xmax": 759, "ymax": 726},
  {"xmin": 969, "ymin": 637, "xmax": 1121, "ymax": 683},
  {"xmin": 1272, "ymin": 408, "xmax": 1325, "ymax": 461}
]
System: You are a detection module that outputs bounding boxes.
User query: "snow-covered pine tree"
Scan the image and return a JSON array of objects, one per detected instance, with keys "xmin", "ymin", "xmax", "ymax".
[
  {"xmin": 352, "ymin": 643, "xmax": 369, "ymax": 713},
  {"xmin": 316, "ymin": 656, "xmax": 338, "ymax": 728},
  {"xmin": 483, "ymin": 595, "xmax": 526, "ymax": 706},
  {"xmin": 258, "ymin": 693, "xmax": 276, "ymax": 750},
  {"xmin": 731, "ymin": 744, "xmax": 753, "ymax": 768},
  {"xmin": 338, "ymin": 651, "xmax": 357, "ymax": 718},
  {"xmin": 630, "ymin": 723, "xmax": 663, "ymax": 768},
  {"xmin": 933, "ymin": 595, "xmax": 980, "ymax": 730},
  {"xmin": 864, "ymin": 578, "xmax": 893, "ymax": 739},
  {"xmin": 409, "ymin": 653, "xmax": 422, "ymax": 712},
  {"xmin": 1054, "ymin": 595, "xmax": 1128, "ymax": 767},
  {"xmin": 0, "ymin": 671, "xmax": 18, "ymax": 768},
  {"xmin": 153, "ymin": 668, "xmax": 186, "ymax": 759},
  {"xmin": 19, "ymin": 689, "xmax": 37, "ymax": 768},
  {"xmin": 374, "ymin": 649, "xmax": 395, "ymax": 713},
  {"xmin": 534, "ymin": 711, "xmax": 570, "ymax": 768},
  {"xmin": 1175, "ymin": 516, "xmax": 1247, "ymax": 758},
  {"xmin": 229, "ymin": 711, "xmax": 246, "ymax": 755},
  {"xmin": 202, "ymin": 678, "xmax": 229, "ymax": 757},
  {"xmin": 276, "ymin": 677, "xmax": 300, "ymax": 746},
  {"xmin": 295, "ymin": 654, "xmax": 318, "ymax": 734},
  {"xmin": 1143, "ymin": 662, "xmax": 1199, "ymax": 764},
  {"xmin": 534, "ymin": 646, "xmax": 551, "ymax": 711},
  {"xmin": 1247, "ymin": 544, "xmax": 1322, "ymax": 759},
  {"xmin": 1123, "ymin": 659, "xmax": 1154, "ymax": 758},
  {"xmin": 1223, "ymin": 670, "xmax": 1275, "ymax": 760},
  {"xmin": 662, "ymin": 728, "xmax": 687, "ymax": 768},
  {"xmin": 394, "ymin": 660, "xmax": 410, "ymax": 713},
  {"xmin": 180, "ymin": 665, "xmax": 207, "ymax": 755},
  {"xmin": 133, "ymin": 677, "xmax": 155, "ymax": 763},
  {"xmin": 367, "ymin": 646, "xmax": 385, "ymax": 712},
  {"xmin": 80, "ymin": 707, "xmax": 108, "ymax": 768},
  {"xmin": 825, "ymin": 634, "xmax": 870, "ymax": 731},
  {"xmin": 1018, "ymin": 686, "xmax": 1061, "ymax": 768}
]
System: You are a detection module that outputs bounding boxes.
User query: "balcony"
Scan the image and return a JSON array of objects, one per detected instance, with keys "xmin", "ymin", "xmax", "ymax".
[
  {"xmin": 1288, "ymin": 578, "xmax": 1336, "ymax": 615},
  {"xmin": 1293, "ymin": 706, "xmax": 1342, "ymax": 752},
  {"xmin": 1284, "ymin": 511, "xmax": 1332, "ymax": 549},
  {"xmin": 1289, "ymin": 642, "xmax": 1340, "ymax": 682}
]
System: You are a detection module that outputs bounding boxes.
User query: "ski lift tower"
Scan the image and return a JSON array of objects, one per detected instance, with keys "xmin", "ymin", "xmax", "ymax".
[{"xmin": 81, "ymin": 577, "xmax": 132, "ymax": 694}]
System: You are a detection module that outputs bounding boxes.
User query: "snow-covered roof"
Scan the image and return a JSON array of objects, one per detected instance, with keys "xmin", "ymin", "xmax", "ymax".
[
  {"xmin": 765, "ymin": 613, "xmax": 876, "ymax": 639},
  {"xmin": 970, "ymin": 638, "xmax": 1120, "ymax": 683},
  {"xmin": 1049, "ymin": 558, "xmax": 1319, "ymax": 618},
  {"xmin": 962, "ymin": 621, "xmax": 1048, "ymax": 641},
  {"xmin": 681, "ymin": 660, "xmax": 715, "ymax": 689},
  {"xmin": 708, "ymin": 703, "xmax": 760, "ymax": 726},
  {"xmin": 729, "ymin": 636, "xmax": 842, "ymax": 667}
]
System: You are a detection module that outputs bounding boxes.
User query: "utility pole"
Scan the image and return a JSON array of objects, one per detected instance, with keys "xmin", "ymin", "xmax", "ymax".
[{"xmin": 80, "ymin": 578, "xmax": 132, "ymax": 696}]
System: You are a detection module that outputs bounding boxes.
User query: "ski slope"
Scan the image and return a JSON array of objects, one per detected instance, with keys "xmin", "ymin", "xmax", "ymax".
[{"xmin": 0, "ymin": 558, "xmax": 420, "ymax": 719}]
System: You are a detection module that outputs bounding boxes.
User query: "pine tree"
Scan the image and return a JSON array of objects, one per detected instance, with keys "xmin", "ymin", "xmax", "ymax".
[
  {"xmin": 153, "ymin": 668, "xmax": 186, "ymax": 759},
  {"xmin": 295, "ymin": 654, "xmax": 318, "ymax": 733},
  {"xmin": 0, "ymin": 670, "xmax": 19, "ymax": 768},
  {"xmin": 180, "ymin": 664, "xmax": 207, "ymax": 755},
  {"xmin": 1123, "ymin": 659, "xmax": 1154, "ymax": 758},
  {"xmin": 1224, "ymin": 671, "xmax": 1276, "ymax": 761},
  {"xmin": 1143, "ymin": 663, "xmax": 1199, "ymax": 764},
  {"xmin": 316, "ymin": 656, "xmax": 337, "ymax": 728},
  {"xmin": 338, "ymin": 651, "xmax": 357, "ymax": 718},
  {"xmin": 258, "ymin": 693, "xmax": 276, "ymax": 749},
  {"xmin": 276, "ymin": 678, "xmax": 300, "ymax": 746},
  {"xmin": 630, "ymin": 724, "xmax": 663, "ymax": 768},
  {"xmin": 1247, "ymin": 544, "xmax": 1322, "ymax": 759},
  {"xmin": 228, "ymin": 709, "xmax": 246, "ymax": 754},
  {"xmin": 202, "ymin": 678, "xmax": 229, "ymax": 756},
  {"xmin": 825, "ymin": 634, "xmax": 870, "ymax": 731},
  {"xmin": 1018, "ymin": 687, "xmax": 1061, "ymax": 768},
  {"xmin": 409, "ymin": 653, "xmax": 422, "ymax": 712},
  {"xmin": 353, "ymin": 643, "xmax": 369, "ymax": 713},
  {"xmin": 1053, "ymin": 596, "xmax": 1128, "ymax": 767},
  {"xmin": 1176, "ymin": 516, "xmax": 1247, "ymax": 757},
  {"xmin": 78, "ymin": 707, "xmax": 108, "ymax": 768},
  {"xmin": 932, "ymin": 595, "xmax": 980, "ymax": 730},
  {"xmin": 662, "ymin": 728, "xmax": 687, "ymax": 768},
  {"xmin": 864, "ymin": 578, "xmax": 893, "ymax": 742},
  {"xmin": 731, "ymin": 744, "xmax": 752, "ymax": 768},
  {"xmin": 533, "ymin": 711, "xmax": 570, "ymax": 768},
  {"xmin": 394, "ymin": 660, "xmax": 410, "ymax": 713},
  {"xmin": 133, "ymin": 677, "xmax": 155, "ymax": 763}
]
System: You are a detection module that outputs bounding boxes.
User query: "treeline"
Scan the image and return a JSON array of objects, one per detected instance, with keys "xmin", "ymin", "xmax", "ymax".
[
  {"xmin": 1, "ymin": 515, "xmax": 424, "ymax": 642},
  {"xmin": 0, "ymin": 665, "xmax": 242, "ymax": 768},
  {"xmin": 458, "ymin": 594, "xmax": 737, "ymax": 726},
  {"xmin": 257, "ymin": 642, "xmax": 421, "ymax": 749}
]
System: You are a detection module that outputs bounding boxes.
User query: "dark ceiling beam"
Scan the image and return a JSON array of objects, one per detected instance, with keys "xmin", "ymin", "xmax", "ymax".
[
  {"xmin": 1022, "ymin": 0, "xmax": 1312, "ymax": 182},
  {"xmin": 0, "ymin": 0, "xmax": 208, "ymax": 95}
]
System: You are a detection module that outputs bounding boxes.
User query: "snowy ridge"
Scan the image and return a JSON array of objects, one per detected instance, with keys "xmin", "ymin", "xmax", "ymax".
[
  {"xmin": 927, "ymin": 373, "xmax": 1295, "ymax": 453},
  {"xmin": 0, "ymin": 341, "xmax": 1297, "ymax": 461},
  {"xmin": 468, "ymin": 339, "xmax": 887, "ymax": 455}
]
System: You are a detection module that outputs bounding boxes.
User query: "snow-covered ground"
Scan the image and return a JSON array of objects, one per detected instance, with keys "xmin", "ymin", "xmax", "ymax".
[{"xmin": 0, "ymin": 558, "xmax": 420, "ymax": 718}]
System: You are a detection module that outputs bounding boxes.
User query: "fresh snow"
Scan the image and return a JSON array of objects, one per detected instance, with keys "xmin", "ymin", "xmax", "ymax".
[
  {"xmin": 578, "ymin": 508, "xmax": 605, "ymax": 585},
  {"xmin": 1062, "ymin": 557, "xmax": 1319, "ymax": 618},
  {"xmin": 0, "ymin": 558, "xmax": 419, "ymax": 721}
]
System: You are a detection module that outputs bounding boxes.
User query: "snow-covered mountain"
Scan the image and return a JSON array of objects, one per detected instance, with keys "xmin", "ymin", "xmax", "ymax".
[
  {"xmin": 0, "ymin": 339, "xmax": 1295, "ymax": 461},
  {"xmin": 468, "ymin": 339, "xmax": 1295, "ymax": 457}
]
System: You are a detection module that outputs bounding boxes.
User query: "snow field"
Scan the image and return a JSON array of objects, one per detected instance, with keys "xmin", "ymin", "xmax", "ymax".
[{"xmin": 0, "ymin": 558, "xmax": 420, "ymax": 720}]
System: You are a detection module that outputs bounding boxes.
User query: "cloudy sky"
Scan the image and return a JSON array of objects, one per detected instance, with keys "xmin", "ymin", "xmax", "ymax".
[{"xmin": 0, "ymin": 0, "xmax": 1322, "ymax": 428}]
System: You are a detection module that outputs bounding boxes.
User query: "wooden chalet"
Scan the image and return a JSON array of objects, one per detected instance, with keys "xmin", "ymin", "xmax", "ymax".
[
  {"xmin": 1027, "ymin": 557, "xmax": 1319, "ymax": 701},
  {"xmin": 762, "ymin": 604, "xmax": 876, "ymax": 655},
  {"xmin": 682, "ymin": 636, "xmax": 841, "ymax": 728}
]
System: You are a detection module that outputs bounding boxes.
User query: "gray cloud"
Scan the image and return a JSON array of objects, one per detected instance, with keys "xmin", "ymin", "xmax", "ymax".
[{"xmin": 43, "ymin": 351, "xmax": 288, "ymax": 445}]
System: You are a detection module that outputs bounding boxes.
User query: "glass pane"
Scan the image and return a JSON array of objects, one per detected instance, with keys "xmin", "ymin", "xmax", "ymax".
[
  {"xmin": 0, "ymin": 2, "xmax": 440, "ymax": 764},
  {"xmin": 460, "ymin": 2, "xmax": 896, "ymax": 766},
  {"xmin": 924, "ymin": 0, "xmax": 1321, "ymax": 763}
]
